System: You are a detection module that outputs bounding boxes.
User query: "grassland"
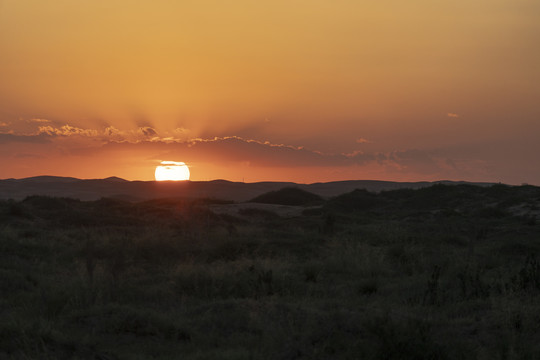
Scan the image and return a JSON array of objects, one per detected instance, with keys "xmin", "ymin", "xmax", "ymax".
[{"xmin": 1, "ymin": 184, "xmax": 540, "ymax": 359}]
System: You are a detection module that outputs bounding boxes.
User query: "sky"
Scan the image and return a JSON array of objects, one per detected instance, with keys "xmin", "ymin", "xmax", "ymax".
[{"xmin": 1, "ymin": 0, "xmax": 539, "ymax": 184}]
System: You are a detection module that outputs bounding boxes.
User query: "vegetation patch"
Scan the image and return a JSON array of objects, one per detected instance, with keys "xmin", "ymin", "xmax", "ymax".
[{"xmin": 1, "ymin": 184, "xmax": 540, "ymax": 359}]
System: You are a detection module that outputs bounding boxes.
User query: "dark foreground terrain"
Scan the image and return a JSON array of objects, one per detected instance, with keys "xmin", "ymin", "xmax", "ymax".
[{"xmin": 1, "ymin": 184, "xmax": 540, "ymax": 359}]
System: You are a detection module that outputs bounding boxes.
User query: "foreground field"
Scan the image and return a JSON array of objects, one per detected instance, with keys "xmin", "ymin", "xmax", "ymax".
[{"xmin": 1, "ymin": 184, "xmax": 540, "ymax": 359}]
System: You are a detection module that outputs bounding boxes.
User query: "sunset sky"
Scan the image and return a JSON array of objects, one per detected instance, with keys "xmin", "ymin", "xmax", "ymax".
[{"xmin": 1, "ymin": 1, "xmax": 539, "ymax": 184}]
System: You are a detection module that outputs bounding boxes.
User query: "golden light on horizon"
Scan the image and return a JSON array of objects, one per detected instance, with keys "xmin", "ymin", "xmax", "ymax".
[{"xmin": 155, "ymin": 161, "xmax": 190, "ymax": 181}]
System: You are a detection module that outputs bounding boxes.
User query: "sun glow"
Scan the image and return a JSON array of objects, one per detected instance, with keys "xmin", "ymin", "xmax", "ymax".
[{"xmin": 155, "ymin": 161, "xmax": 190, "ymax": 181}]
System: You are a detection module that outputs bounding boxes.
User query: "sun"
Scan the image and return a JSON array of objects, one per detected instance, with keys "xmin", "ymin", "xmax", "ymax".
[{"xmin": 155, "ymin": 161, "xmax": 190, "ymax": 181}]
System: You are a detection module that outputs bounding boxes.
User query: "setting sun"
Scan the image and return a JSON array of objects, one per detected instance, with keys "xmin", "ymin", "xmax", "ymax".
[{"xmin": 155, "ymin": 161, "xmax": 190, "ymax": 181}]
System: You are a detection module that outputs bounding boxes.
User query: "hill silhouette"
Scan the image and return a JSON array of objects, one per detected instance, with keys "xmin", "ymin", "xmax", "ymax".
[
  {"xmin": 0, "ymin": 176, "xmax": 497, "ymax": 202},
  {"xmin": 325, "ymin": 188, "xmax": 385, "ymax": 212},
  {"xmin": 250, "ymin": 187, "xmax": 323, "ymax": 206},
  {"xmin": 323, "ymin": 183, "xmax": 540, "ymax": 220}
]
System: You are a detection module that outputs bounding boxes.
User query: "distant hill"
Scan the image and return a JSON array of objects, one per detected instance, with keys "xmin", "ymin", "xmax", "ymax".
[
  {"xmin": 0, "ymin": 176, "xmax": 497, "ymax": 202},
  {"xmin": 323, "ymin": 183, "xmax": 540, "ymax": 218},
  {"xmin": 5, "ymin": 175, "xmax": 80, "ymax": 183},
  {"xmin": 103, "ymin": 176, "xmax": 129, "ymax": 182},
  {"xmin": 325, "ymin": 188, "xmax": 385, "ymax": 212},
  {"xmin": 250, "ymin": 187, "xmax": 323, "ymax": 206}
]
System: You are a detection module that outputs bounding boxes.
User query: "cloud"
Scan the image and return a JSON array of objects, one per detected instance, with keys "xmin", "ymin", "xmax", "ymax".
[
  {"xmin": 174, "ymin": 127, "xmax": 188, "ymax": 133},
  {"xmin": 38, "ymin": 125, "xmax": 99, "ymax": 137},
  {"xmin": 99, "ymin": 135, "xmax": 454, "ymax": 172},
  {"xmin": 102, "ymin": 137, "xmax": 465, "ymax": 179},
  {"xmin": 103, "ymin": 126, "xmax": 126, "ymax": 141},
  {"xmin": 345, "ymin": 150, "xmax": 378, "ymax": 164},
  {"xmin": 138, "ymin": 127, "xmax": 158, "ymax": 137},
  {"xmin": 104, "ymin": 126, "xmax": 121, "ymax": 136},
  {"xmin": 1, "ymin": 121, "xmax": 468, "ymax": 180},
  {"xmin": 179, "ymin": 136, "xmax": 336, "ymax": 167},
  {"xmin": 447, "ymin": 113, "xmax": 460, "ymax": 118},
  {"xmin": 131, "ymin": 112, "xmax": 155, "ymax": 129},
  {"xmin": 98, "ymin": 136, "xmax": 382, "ymax": 169},
  {"xmin": 386, "ymin": 148, "xmax": 460, "ymax": 176},
  {"xmin": 29, "ymin": 118, "xmax": 52, "ymax": 123},
  {"xmin": 1, "ymin": 123, "xmax": 480, "ymax": 182},
  {"xmin": 5, "ymin": 122, "xmax": 178, "ymax": 144}
]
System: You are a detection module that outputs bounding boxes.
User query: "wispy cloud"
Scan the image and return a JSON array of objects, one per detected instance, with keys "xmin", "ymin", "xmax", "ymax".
[
  {"xmin": 29, "ymin": 118, "xmax": 52, "ymax": 123},
  {"xmin": 0, "ymin": 123, "xmax": 471, "ymax": 180},
  {"xmin": 104, "ymin": 126, "xmax": 125, "ymax": 140},
  {"xmin": 447, "ymin": 113, "xmax": 460, "ymax": 118},
  {"xmin": 38, "ymin": 125, "xmax": 99, "ymax": 137}
]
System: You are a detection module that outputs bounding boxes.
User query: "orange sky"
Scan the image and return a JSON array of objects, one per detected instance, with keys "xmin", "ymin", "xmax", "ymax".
[{"xmin": 1, "ymin": 1, "xmax": 539, "ymax": 184}]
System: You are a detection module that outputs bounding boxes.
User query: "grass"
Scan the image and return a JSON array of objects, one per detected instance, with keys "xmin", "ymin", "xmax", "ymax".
[{"xmin": 0, "ymin": 184, "xmax": 540, "ymax": 359}]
